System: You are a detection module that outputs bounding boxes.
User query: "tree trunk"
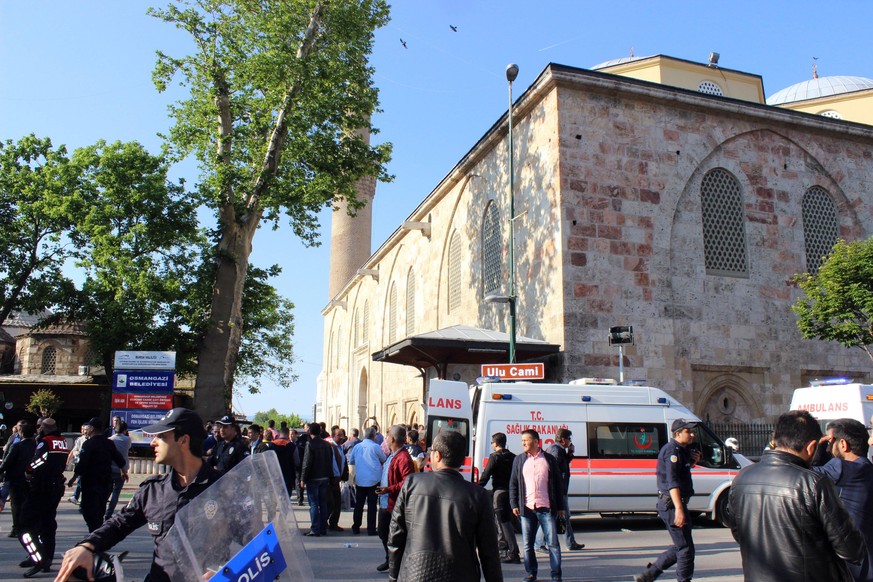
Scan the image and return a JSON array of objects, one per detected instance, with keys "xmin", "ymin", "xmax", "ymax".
[{"xmin": 194, "ymin": 214, "xmax": 258, "ymax": 420}]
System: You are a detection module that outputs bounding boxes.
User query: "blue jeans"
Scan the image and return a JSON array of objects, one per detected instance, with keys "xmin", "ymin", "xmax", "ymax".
[
  {"xmin": 535, "ymin": 495, "xmax": 577, "ymax": 548},
  {"xmin": 104, "ymin": 473, "xmax": 125, "ymax": 520},
  {"xmin": 306, "ymin": 478, "xmax": 329, "ymax": 535},
  {"xmin": 521, "ymin": 507, "xmax": 561, "ymax": 579}
]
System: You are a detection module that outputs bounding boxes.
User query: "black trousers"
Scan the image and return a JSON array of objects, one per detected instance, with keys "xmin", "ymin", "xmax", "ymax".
[
  {"xmin": 80, "ymin": 484, "xmax": 111, "ymax": 532},
  {"xmin": 19, "ymin": 479, "xmax": 64, "ymax": 567},
  {"xmin": 493, "ymin": 488, "xmax": 520, "ymax": 558},
  {"xmin": 352, "ymin": 484, "xmax": 379, "ymax": 534},
  {"xmin": 8, "ymin": 480, "xmax": 28, "ymax": 535},
  {"xmin": 378, "ymin": 508, "xmax": 391, "ymax": 563},
  {"xmin": 327, "ymin": 480, "xmax": 342, "ymax": 527}
]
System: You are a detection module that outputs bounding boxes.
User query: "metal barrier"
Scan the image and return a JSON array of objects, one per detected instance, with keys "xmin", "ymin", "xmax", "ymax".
[
  {"xmin": 127, "ymin": 458, "xmax": 170, "ymax": 475},
  {"xmin": 707, "ymin": 422, "xmax": 775, "ymax": 461}
]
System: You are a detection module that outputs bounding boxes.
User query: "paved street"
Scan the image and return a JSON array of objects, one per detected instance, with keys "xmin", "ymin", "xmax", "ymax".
[{"xmin": 0, "ymin": 474, "xmax": 745, "ymax": 581}]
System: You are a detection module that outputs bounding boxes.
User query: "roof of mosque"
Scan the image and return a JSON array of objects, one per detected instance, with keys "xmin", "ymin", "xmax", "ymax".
[
  {"xmin": 767, "ymin": 75, "xmax": 873, "ymax": 105},
  {"xmin": 590, "ymin": 55, "xmax": 652, "ymax": 70}
]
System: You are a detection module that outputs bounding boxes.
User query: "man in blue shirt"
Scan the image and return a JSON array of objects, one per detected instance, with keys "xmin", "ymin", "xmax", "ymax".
[
  {"xmin": 813, "ymin": 418, "xmax": 873, "ymax": 582},
  {"xmin": 348, "ymin": 427, "xmax": 387, "ymax": 535}
]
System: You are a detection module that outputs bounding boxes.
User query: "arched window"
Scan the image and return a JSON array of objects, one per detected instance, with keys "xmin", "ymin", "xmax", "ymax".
[
  {"xmin": 802, "ymin": 186, "xmax": 839, "ymax": 274},
  {"xmin": 362, "ymin": 300, "xmax": 369, "ymax": 346},
  {"xmin": 448, "ymin": 232, "xmax": 462, "ymax": 313},
  {"xmin": 698, "ymin": 80, "xmax": 724, "ymax": 96},
  {"xmin": 406, "ymin": 269, "xmax": 416, "ymax": 337},
  {"xmin": 353, "ymin": 308, "xmax": 360, "ymax": 348},
  {"xmin": 482, "ymin": 202, "xmax": 502, "ymax": 295},
  {"xmin": 700, "ymin": 168, "xmax": 748, "ymax": 276},
  {"xmin": 389, "ymin": 284, "xmax": 398, "ymax": 344},
  {"xmin": 41, "ymin": 346, "xmax": 56, "ymax": 375}
]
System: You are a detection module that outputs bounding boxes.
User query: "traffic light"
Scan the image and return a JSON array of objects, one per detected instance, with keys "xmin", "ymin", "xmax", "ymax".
[{"xmin": 608, "ymin": 326, "xmax": 634, "ymax": 345}]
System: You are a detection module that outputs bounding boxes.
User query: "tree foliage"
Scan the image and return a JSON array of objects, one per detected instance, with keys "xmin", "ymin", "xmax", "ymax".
[
  {"xmin": 51, "ymin": 140, "xmax": 205, "ymax": 374},
  {"xmin": 148, "ymin": 0, "xmax": 392, "ymax": 417},
  {"xmin": 252, "ymin": 408, "xmax": 306, "ymax": 429},
  {"xmin": 793, "ymin": 238, "xmax": 873, "ymax": 362},
  {"xmin": 0, "ymin": 135, "xmax": 79, "ymax": 326},
  {"xmin": 26, "ymin": 388, "xmax": 62, "ymax": 417}
]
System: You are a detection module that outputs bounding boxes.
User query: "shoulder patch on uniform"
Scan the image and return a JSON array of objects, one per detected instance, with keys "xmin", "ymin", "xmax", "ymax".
[{"xmin": 670, "ymin": 454, "xmax": 678, "ymax": 463}]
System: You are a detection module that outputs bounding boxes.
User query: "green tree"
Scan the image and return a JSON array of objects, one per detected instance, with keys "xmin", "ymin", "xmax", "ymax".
[
  {"xmin": 174, "ymin": 240, "xmax": 298, "ymax": 393},
  {"xmin": 793, "ymin": 238, "xmax": 873, "ymax": 362},
  {"xmin": 252, "ymin": 408, "xmax": 306, "ymax": 429},
  {"xmin": 44, "ymin": 140, "xmax": 204, "ymax": 375},
  {"xmin": 0, "ymin": 135, "xmax": 79, "ymax": 326},
  {"xmin": 26, "ymin": 388, "xmax": 62, "ymax": 418},
  {"xmin": 149, "ymin": 0, "xmax": 392, "ymax": 419}
]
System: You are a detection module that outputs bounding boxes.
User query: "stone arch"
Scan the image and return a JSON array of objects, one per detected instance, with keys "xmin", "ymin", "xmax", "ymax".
[{"xmin": 696, "ymin": 373, "xmax": 766, "ymax": 423}]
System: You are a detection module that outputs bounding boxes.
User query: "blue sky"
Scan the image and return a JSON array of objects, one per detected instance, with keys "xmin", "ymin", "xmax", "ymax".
[{"xmin": 2, "ymin": 1, "xmax": 872, "ymax": 419}]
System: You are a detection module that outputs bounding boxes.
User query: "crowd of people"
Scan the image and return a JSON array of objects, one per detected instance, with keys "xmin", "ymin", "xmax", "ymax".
[{"xmin": 2, "ymin": 407, "xmax": 873, "ymax": 581}]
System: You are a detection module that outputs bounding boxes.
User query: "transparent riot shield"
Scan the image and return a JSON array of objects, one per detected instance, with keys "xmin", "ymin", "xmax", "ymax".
[{"xmin": 164, "ymin": 451, "xmax": 314, "ymax": 581}]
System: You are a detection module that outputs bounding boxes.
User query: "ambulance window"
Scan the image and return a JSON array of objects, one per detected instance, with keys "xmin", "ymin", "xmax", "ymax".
[
  {"xmin": 426, "ymin": 416, "xmax": 469, "ymax": 451},
  {"xmin": 588, "ymin": 423, "xmax": 665, "ymax": 459},
  {"xmin": 692, "ymin": 425, "xmax": 728, "ymax": 468}
]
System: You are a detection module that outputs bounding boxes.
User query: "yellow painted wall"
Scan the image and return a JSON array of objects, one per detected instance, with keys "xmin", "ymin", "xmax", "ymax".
[
  {"xmin": 775, "ymin": 89, "xmax": 873, "ymax": 126},
  {"xmin": 596, "ymin": 55, "xmax": 765, "ymax": 103}
]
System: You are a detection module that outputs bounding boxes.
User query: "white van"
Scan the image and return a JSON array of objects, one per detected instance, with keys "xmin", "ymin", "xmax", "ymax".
[
  {"xmin": 425, "ymin": 379, "xmax": 743, "ymax": 526},
  {"xmin": 789, "ymin": 379, "xmax": 873, "ymax": 429}
]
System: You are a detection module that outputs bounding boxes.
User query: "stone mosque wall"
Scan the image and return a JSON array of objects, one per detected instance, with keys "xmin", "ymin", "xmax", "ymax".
[
  {"xmin": 321, "ymin": 64, "xmax": 873, "ymax": 430},
  {"xmin": 554, "ymin": 73, "xmax": 873, "ymax": 422}
]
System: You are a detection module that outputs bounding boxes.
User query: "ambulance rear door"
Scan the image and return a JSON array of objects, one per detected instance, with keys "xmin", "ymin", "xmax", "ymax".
[{"xmin": 425, "ymin": 379, "xmax": 474, "ymax": 477}]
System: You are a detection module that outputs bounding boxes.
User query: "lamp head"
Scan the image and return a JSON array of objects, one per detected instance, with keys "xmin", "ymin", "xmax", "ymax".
[{"xmin": 506, "ymin": 63, "xmax": 519, "ymax": 83}]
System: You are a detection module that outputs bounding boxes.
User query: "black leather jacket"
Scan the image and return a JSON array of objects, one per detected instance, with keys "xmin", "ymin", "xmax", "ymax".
[
  {"xmin": 300, "ymin": 436, "xmax": 333, "ymax": 482},
  {"xmin": 728, "ymin": 449, "xmax": 866, "ymax": 582},
  {"xmin": 388, "ymin": 470, "xmax": 502, "ymax": 582}
]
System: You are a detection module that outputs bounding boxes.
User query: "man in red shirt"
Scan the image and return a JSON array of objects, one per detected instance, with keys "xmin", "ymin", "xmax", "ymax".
[
  {"xmin": 374, "ymin": 425, "xmax": 415, "ymax": 573},
  {"xmin": 509, "ymin": 429, "xmax": 565, "ymax": 582}
]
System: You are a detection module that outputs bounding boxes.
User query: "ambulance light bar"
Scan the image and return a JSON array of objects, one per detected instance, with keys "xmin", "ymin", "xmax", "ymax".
[
  {"xmin": 570, "ymin": 377, "xmax": 618, "ymax": 385},
  {"xmin": 657, "ymin": 397, "xmax": 669, "ymax": 404},
  {"xmin": 491, "ymin": 393, "xmax": 513, "ymax": 400},
  {"xmin": 582, "ymin": 396, "xmax": 592, "ymax": 402},
  {"xmin": 809, "ymin": 378, "xmax": 851, "ymax": 387}
]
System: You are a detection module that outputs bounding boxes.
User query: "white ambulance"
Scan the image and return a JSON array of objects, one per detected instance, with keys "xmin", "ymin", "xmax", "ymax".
[
  {"xmin": 789, "ymin": 379, "xmax": 873, "ymax": 429},
  {"xmin": 425, "ymin": 378, "xmax": 743, "ymax": 526}
]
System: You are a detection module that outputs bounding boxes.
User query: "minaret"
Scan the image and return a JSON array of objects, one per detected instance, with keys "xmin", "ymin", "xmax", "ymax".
[{"xmin": 329, "ymin": 126, "xmax": 376, "ymax": 299}]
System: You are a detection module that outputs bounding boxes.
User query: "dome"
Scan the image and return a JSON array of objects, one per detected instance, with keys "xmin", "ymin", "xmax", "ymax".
[
  {"xmin": 591, "ymin": 55, "xmax": 652, "ymax": 70},
  {"xmin": 767, "ymin": 75, "xmax": 873, "ymax": 105}
]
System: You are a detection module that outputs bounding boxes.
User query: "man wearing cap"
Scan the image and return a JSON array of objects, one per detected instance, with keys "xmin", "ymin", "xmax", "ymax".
[
  {"xmin": 55, "ymin": 408, "xmax": 220, "ymax": 582},
  {"xmin": 210, "ymin": 415, "xmax": 250, "ymax": 474},
  {"xmin": 71, "ymin": 418, "xmax": 126, "ymax": 532},
  {"xmin": 634, "ymin": 419, "xmax": 702, "ymax": 582}
]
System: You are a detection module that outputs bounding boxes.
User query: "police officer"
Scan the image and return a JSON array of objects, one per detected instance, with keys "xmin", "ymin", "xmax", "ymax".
[
  {"xmin": 55, "ymin": 408, "xmax": 219, "ymax": 582},
  {"xmin": 18, "ymin": 418, "xmax": 69, "ymax": 578},
  {"xmin": 210, "ymin": 415, "xmax": 249, "ymax": 474},
  {"xmin": 635, "ymin": 418, "xmax": 701, "ymax": 582}
]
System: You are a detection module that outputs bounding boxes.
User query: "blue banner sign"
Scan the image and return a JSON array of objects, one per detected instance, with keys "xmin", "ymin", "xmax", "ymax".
[
  {"xmin": 209, "ymin": 522, "xmax": 287, "ymax": 582},
  {"xmin": 110, "ymin": 409, "xmax": 168, "ymax": 429},
  {"xmin": 113, "ymin": 371, "xmax": 174, "ymax": 393}
]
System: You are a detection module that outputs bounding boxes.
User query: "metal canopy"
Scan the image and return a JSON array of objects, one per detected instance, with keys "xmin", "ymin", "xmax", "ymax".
[{"xmin": 371, "ymin": 324, "xmax": 561, "ymax": 376}]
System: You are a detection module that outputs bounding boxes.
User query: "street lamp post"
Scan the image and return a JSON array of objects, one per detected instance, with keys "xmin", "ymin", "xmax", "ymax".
[{"xmin": 506, "ymin": 63, "xmax": 519, "ymax": 364}]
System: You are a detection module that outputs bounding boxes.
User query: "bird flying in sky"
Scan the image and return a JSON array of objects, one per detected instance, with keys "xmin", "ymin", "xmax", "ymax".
[
  {"xmin": 400, "ymin": 38, "xmax": 407, "ymax": 48},
  {"xmin": 450, "ymin": 25, "xmax": 458, "ymax": 32}
]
